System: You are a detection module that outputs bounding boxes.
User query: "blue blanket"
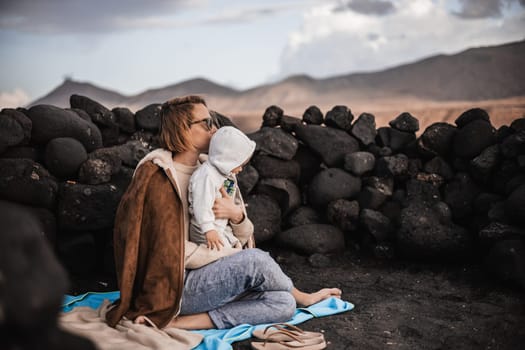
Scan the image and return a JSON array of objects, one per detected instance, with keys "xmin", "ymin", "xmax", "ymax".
[{"xmin": 63, "ymin": 292, "xmax": 354, "ymax": 350}]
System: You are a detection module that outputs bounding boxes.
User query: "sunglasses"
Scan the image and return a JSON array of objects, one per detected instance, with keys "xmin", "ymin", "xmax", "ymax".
[{"xmin": 190, "ymin": 117, "xmax": 215, "ymax": 131}]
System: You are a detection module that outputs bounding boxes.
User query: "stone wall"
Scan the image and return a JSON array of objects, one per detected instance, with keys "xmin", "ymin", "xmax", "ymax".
[{"xmin": 0, "ymin": 95, "xmax": 524, "ymax": 289}]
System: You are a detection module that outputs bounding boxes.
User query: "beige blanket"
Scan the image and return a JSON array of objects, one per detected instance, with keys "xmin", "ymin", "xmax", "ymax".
[{"xmin": 59, "ymin": 300, "xmax": 203, "ymax": 350}]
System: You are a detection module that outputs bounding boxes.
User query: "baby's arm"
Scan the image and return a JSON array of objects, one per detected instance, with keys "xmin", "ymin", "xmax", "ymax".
[{"xmin": 191, "ymin": 173, "xmax": 223, "ymax": 247}]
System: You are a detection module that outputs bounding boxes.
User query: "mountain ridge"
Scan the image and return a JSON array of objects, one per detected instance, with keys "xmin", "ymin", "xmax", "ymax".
[{"xmin": 28, "ymin": 39, "xmax": 525, "ymax": 112}]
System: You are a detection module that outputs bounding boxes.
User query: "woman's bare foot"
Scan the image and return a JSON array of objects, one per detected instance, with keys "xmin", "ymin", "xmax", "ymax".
[
  {"xmin": 292, "ymin": 287, "xmax": 342, "ymax": 307},
  {"xmin": 166, "ymin": 313, "xmax": 215, "ymax": 330},
  {"xmin": 134, "ymin": 315, "xmax": 146, "ymax": 324}
]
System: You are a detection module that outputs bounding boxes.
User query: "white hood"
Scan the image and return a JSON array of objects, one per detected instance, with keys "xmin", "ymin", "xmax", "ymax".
[{"xmin": 208, "ymin": 126, "xmax": 256, "ymax": 176}]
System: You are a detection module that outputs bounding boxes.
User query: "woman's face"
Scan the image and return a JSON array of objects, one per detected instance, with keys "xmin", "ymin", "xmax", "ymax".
[{"xmin": 190, "ymin": 103, "xmax": 217, "ymax": 153}]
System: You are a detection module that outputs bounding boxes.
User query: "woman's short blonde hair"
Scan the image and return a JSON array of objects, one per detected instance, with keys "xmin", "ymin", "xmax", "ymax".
[{"xmin": 158, "ymin": 95, "xmax": 207, "ymax": 153}]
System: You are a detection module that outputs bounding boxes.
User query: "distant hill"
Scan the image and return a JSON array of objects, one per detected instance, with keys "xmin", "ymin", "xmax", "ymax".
[
  {"xmin": 320, "ymin": 39, "xmax": 525, "ymax": 101},
  {"xmin": 28, "ymin": 40, "xmax": 525, "ymax": 123},
  {"xmin": 28, "ymin": 78, "xmax": 128, "ymax": 108}
]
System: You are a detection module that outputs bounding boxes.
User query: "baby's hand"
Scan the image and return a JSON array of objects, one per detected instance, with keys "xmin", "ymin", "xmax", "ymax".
[{"xmin": 205, "ymin": 230, "xmax": 224, "ymax": 251}]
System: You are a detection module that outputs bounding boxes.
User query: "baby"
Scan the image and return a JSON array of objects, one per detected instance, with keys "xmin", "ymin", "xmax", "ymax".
[{"xmin": 188, "ymin": 126, "xmax": 256, "ymax": 250}]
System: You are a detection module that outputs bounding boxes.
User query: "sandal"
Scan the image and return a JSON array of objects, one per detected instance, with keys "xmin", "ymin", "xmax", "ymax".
[
  {"xmin": 252, "ymin": 323, "xmax": 324, "ymax": 342},
  {"xmin": 251, "ymin": 331, "xmax": 327, "ymax": 350}
]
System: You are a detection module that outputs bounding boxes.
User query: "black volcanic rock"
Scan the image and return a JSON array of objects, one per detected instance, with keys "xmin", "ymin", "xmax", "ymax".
[
  {"xmin": 246, "ymin": 194, "xmax": 281, "ymax": 243},
  {"xmin": 500, "ymin": 131, "xmax": 525, "ymax": 159},
  {"xmin": 251, "ymin": 154, "xmax": 300, "ymax": 181},
  {"xmin": 308, "ymin": 168, "xmax": 361, "ymax": 209},
  {"xmin": 473, "ymin": 192, "xmax": 503, "ymax": 214},
  {"xmin": 116, "ymin": 140, "xmax": 150, "ymax": 167},
  {"xmin": 506, "ymin": 184, "xmax": 525, "ymax": 227},
  {"xmin": 57, "ymin": 182, "xmax": 123, "ymax": 231},
  {"xmin": 389, "ymin": 112, "xmax": 420, "ymax": 132},
  {"xmin": 211, "ymin": 110, "xmax": 238, "ymax": 128},
  {"xmin": 360, "ymin": 208, "xmax": 391, "ymax": 243},
  {"xmin": 70, "ymin": 94, "xmax": 115, "ymax": 126},
  {"xmin": 26, "ymin": 104, "xmax": 103, "ymax": 152},
  {"xmin": 344, "ymin": 151, "xmax": 375, "ymax": 176},
  {"xmin": 302, "ymin": 105, "xmax": 324, "ymax": 125},
  {"xmin": 493, "ymin": 159, "xmax": 520, "ymax": 195},
  {"xmin": 78, "ymin": 140, "xmax": 148, "ymax": 185},
  {"xmin": 112, "ymin": 107, "xmax": 136, "ymax": 133},
  {"xmin": 0, "ymin": 146, "xmax": 41, "ymax": 161},
  {"xmin": 0, "ymin": 201, "xmax": 95, "ymax": 350},
  {"xmin": 358, "ymin": 186, "xmax": 388, "ymax": 210},
  {"xmin": 280, "ymin": 115, "xmax": 302, "ymax": 133},
  {"xmin": 287, "ymin": 206, "xmax": 321, "ymax": 228},
  {"xmin": 135, "ymin": 103, "xmax": 162, "ymax": 132},
  {"xmin": 443, "ymin": 173, "xmax": 481, "ymax": 219},
  {"xmin": 294, "ymin": 124, "xmax": 360, "ymax": 167},
  {"xmin": 363, "ymin": 176, "xmax": 394, "ymax": 196},
  {"xmin": 255, "ymin": 178, "xmax": 301, "ymax": 217},
  {"xmin": 293, "ymin": 144, "xmax": 322, "ymax": 184},
  {"xmin": 469, "ymin": 144, "xmax": 500, "ymax": 186},
  {"xmin": 78, "ymin": 158, "xmax": 113, "ymax": 185},
  {"xmin": 453, "ymin": 119, "xmax": 496, "ymax": 159},
  {"xmin": 69, "ymin": 108, "xmax": 92, "ymax": 122},
  {"xmin": 510, "ymin": 117, "xmax": 525, "ymax": 132},
  {"xmin": 70, "ymin": 98, "xmax": 120, "ymax": 147},
  {"xmin": 423, "ymin": 157, "xmax": 454, "ymax": 180},
  {"xmin": 0, "ymin": 158, "xmax": 57, "ymax": 208},
  {"xmin": 277, "ymin": 224, "xmax": 345, "ymax": 254},
  {"xmin": 351, "ymin": 113, "xmax": 377, "ymax": 146},
  {"xmin": 326, "ymin": 199, "xmax": 359, "ymax": 232},
  {"xmin": 44, "ymin": 137, "xmax": 88, "ymax": 179},
  {"xmin": 388, "ymin": 128, "xmax": 417, "ymax": 152},
  {"xmin": 397, "ymin": 200, "xmax": 471, "ymax": 260},
  {"xmin": 417, "ymin": 122, "xmax": 457, "ymax": 157},
  {"xmin": 1, "ymin": 108, "xmax": 32, "ymax": 143},
  {"xmin": 376, "ymin": 154, "xmax": 409, "ymax": 177},
  {"xmin": 262, "ymin": 105, "xmax": 283, "ymax": 127},
  {"xmin": 479, "ymin": 222, "xmax": 525, "ymax": 245},
  {"xmin": 249, "ymin": 127, "xmax": 299, "ymax": 160},
  {"xmin": 325, "ymin": 105, "xmax": 354, "ymax": 131},
  {"xmin": 0, "ymin": 109, "xmax": 31, "ymax": 153},
  {"xmin": 237, "ymin": 164, "xmax": 259, "ymax": 196},
  {"xmin": 455, "ymin": 108, "xmax": 491, "ymax": 128}
]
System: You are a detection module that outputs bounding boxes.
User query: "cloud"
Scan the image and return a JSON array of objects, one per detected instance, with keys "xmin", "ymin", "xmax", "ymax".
[
  {"xmin": 276, "ymin": 0, "xmax": 525, "ymax": 81},
  {"xmin": 0, "ymin": 88, "xmax": 30, "ymax": 109},
  {"xmin": 0, "ymin": 0, "xmax": 197, "ymax": 33},
  {"xmin": 452, "ymin": 0, "xmax": 525, "ymax": 19},
  {"xmin": 452, "ymin": 0, "xmax": 504, "ymax": 19},
  {"xmin": 333, "ymin": 0, "xmax": 396, "ymax": 16},
  {"xmin": 0, "ymin": 0, "xmax": 314, "ymax": 33}
]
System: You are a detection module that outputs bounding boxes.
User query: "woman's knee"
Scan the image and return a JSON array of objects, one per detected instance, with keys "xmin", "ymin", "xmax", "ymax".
[
  {"xmin": 273, "ymin": 292, "xmax": 296, "ymax": 322},
  {"xmin": 241, "ymin": 248, "xmax": 275, "ymax": 270}
]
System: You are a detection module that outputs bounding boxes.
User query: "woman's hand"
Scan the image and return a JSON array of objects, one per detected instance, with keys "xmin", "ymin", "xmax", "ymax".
[{"xmin": 213, "ymin": 187, "xmax": 244, "ymax": 224}]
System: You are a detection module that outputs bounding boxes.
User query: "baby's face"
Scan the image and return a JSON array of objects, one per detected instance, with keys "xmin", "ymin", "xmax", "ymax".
[
  {"xmin": 231, "ymin": 165, "xmax": 243, "ymax": 175},
  {"xmin": 231, "ymin": 159, "xmax": 250, "ymax": 175}
]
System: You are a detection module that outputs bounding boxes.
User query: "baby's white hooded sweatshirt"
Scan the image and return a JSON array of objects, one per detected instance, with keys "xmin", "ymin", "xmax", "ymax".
[{"xmin": 188, "ymin": 126, "xmax": 256, "ymax": 247}]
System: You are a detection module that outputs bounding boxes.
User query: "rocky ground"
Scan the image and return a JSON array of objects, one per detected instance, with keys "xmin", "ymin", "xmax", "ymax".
[{"xmin": 233, "ymin": 245, "xmax": 525, "ymax": 350}]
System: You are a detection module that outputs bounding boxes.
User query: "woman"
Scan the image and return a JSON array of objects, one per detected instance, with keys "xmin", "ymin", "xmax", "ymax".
[{"xmin": 105, "ymin": 96, "xmax": 341, "ymax": 330}]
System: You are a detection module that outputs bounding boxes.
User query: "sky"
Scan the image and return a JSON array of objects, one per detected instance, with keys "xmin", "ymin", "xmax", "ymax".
[{"xmin": 0, "ymin": 0, "xmax": 524, "ymax": 108}]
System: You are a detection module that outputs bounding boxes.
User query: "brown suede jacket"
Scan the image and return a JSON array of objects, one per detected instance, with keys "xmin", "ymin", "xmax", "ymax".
[{"xmin": 106, "ymin": 150, "xmax": 254, "ymax": 329}]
